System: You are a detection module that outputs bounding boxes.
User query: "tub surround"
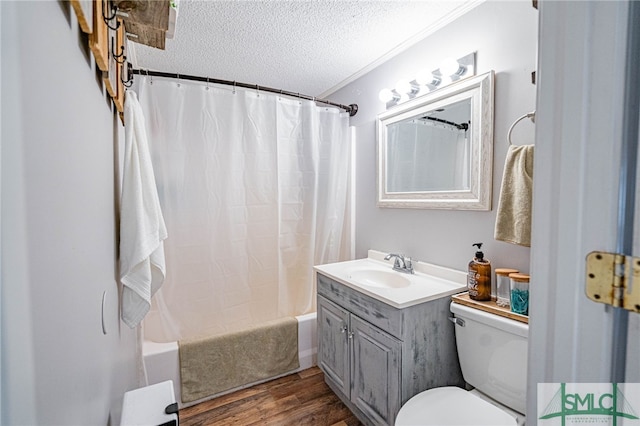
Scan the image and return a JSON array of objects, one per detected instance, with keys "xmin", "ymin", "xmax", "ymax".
[
  {"xmin": 315, "ymin": 252, "xmax": 466, "ymax": 426},
  {"xmin": 143, "ymin": 313, "xmax": 318, "ymax": 408}
]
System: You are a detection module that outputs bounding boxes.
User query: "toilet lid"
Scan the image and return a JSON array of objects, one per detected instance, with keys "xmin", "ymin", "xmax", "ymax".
[{"xmin": 395, "ymin": 387, "xmax": 518, "ymax": 426}]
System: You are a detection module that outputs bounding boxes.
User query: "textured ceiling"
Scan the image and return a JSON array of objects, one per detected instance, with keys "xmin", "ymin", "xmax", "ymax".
[{"xmin": 131, "ymin": 0, "xmax": 483, "ymax": 98}]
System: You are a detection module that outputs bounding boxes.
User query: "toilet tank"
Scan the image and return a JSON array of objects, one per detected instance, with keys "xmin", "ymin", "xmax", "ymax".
[{"xmin": 450, "ymin": 302, "xmax": 528, "ymax": 415}]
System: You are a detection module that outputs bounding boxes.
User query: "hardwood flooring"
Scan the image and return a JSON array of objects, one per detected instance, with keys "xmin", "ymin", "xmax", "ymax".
[{"xmin": 179, "ymin": 367, "xmax": 364, "ymax": 426}]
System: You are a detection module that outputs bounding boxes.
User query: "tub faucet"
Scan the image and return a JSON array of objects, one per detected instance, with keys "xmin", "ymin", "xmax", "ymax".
[{"xmin": 384, "ymin": 253, "xmax": 414, "ymax": 274}]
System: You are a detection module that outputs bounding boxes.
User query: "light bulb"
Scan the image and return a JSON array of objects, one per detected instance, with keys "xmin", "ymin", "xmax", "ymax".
[
  {"xmin": 378, "ymin": 88, "xmax": 398, "ymax": 103},
  {"xmin": 415, "ymin": 70, "xmax": 430, "ymax": 86},
  {"xmin": 395, "ymin": 79, "xmax": 418, "ymax": 96},
  {"xmin": 416, "ymin": 69, "xmax": 442, "ymax": 88},
  {"xmin": 440, "ymin": 57, "xmax": 465, "ymax": 77}
]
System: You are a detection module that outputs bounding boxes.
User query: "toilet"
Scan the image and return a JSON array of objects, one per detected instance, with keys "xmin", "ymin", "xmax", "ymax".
[{"xmin": 395, "ymin": 301, "xmax": 528, "ymax": 426}]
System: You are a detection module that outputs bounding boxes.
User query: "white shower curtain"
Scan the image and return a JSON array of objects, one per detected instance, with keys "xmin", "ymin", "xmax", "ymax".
[
  {"xmin": 136, "ymin": 77, "xmax": 352, "ymax": 343},
  {"xmin": 387, "ymin": 121, "xmax": 469, "ymax": 192}
]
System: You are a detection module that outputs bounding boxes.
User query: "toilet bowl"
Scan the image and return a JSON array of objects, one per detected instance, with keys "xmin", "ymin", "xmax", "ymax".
[
  {"xmin": 395, "ymin": 387, "xmax": 518, "ymax": 425},
  {"xmin": 395, "ymin": 301, "xmax": 528, "ymax": 426}
]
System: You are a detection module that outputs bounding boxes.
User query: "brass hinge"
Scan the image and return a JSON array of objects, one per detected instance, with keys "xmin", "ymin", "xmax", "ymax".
[{"xmin": 585, "ymin": 251, "xmax": 640, "ymax": 313}]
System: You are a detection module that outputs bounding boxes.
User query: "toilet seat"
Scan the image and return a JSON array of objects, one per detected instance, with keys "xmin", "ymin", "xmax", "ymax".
[{"xmin": 395, "ymin": 387, "xmax": 518, "ymax": 426}]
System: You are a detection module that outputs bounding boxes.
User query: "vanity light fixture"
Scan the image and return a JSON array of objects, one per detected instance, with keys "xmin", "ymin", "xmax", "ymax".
[
  {"xmin": 439, "ymin": 57, "xmax": 467, "ymax": 77},
  {"xmin": 379, "ymin": 52, "xmax": 476, "ymax": 108},
  {"xmin": 395, "ymin": 79, "xmax": 420, "ymax": 96},
  {"xmin": 415, "ymin": 69, "xmax": 441, "ymax": 88},
  {"xmin": 378, "ymin": 88, "xmax": 401, "ymax": 103}
]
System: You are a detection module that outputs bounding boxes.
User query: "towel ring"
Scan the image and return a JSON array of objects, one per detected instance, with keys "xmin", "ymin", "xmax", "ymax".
[{"xmin": 508, "ymin": 111, "xmax": 536, "ymax": 145}]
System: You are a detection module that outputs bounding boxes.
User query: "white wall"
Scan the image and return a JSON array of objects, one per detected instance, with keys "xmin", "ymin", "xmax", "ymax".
[
  {"xmin": 330, "ymin": 1, "xmax": 538, "ymax": 274},
  {"xmin": 1, "ymin": 2, "xmax": 138, "ymax": 424}
]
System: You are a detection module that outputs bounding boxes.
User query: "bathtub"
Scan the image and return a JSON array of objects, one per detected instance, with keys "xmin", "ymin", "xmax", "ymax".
[{"xmin": 142, "ymin": 312, "xmax": 318, "ymax": 407}]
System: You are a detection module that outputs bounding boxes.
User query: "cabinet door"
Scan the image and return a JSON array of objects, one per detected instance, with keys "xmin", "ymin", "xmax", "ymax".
[
  {"xmin": 351, "ymin": 315, "xmax": 402, "ymax": 426},
  {"xmin": 318, "ymin": 296, "xmax": 350, "ymax": 396}
]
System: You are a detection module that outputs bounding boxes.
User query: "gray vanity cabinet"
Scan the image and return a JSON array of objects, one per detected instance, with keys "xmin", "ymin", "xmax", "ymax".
[
  {"xmin": 317, "ymin": 272, "xmax": 463, "ymax": 426},
  {"xmin": 318, "ymin": 296, "xmax": 350, "ymax": 396},
  {"xmin": 318, "ymin": 296, "xmax": 401, "ymax": 425},
  {"xmin": 350, "ymin": 314, "xmax": 401, "ymax": 425}
]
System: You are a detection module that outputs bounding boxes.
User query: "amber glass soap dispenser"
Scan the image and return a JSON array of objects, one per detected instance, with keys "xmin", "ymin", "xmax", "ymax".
[{"xmin": 467, "ymin": 243, "xmax": 491, "ymax": 301}]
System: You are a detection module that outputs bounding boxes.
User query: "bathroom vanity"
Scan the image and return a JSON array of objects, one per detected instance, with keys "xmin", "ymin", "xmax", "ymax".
[{"xmin": 315, "ymin": 251, "xmax": 467, "ymax": 426}]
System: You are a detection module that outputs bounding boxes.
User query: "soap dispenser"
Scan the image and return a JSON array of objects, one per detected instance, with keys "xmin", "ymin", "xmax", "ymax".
[{"xmin": 467, "ymin": 243, "xmax": 491, "ymax": 301}]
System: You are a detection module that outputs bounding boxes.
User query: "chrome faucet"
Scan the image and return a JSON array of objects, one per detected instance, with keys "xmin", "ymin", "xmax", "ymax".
[{"xmin": 384, "ymin": 253, "xmax": 414, "ymax": 274}]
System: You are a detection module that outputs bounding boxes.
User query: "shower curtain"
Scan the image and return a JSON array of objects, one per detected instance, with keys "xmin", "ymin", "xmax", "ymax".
[
  {"xmin": 386, "ymin": 121, "xmax": 469, "ymax": 192},
  {"xmin": 136, "ymin": 77, "xmax": 352, "ymax": 343}
]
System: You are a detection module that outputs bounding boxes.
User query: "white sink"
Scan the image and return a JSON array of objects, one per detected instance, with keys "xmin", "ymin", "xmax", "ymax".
[
  {"xmin": 314, "ymin": 250, "xmax": 467, "ymax": 308},
  {"xmin": 347, "ymin": 269, "xmax": 411, "ymax": 288}
]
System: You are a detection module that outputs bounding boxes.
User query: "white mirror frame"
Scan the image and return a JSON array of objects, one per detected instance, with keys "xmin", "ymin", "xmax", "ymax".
[{"xmin": 377, "ymin": 71, "xmax": 494, "ymax": 210}]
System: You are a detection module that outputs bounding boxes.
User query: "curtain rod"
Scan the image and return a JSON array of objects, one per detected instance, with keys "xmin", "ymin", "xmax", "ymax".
[
  {"xmin": 130, "ymin": 68, "xmax": 358, "ymax": 117},
  {"xmin": 421, "ymin": 116, "xmax": 469, "ymax": 131}
]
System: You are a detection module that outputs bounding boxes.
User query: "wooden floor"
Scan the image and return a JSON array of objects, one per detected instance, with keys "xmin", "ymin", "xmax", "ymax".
[{"xmin": 179, "ymin": 367, "xmax": 364, "ymax": 426}]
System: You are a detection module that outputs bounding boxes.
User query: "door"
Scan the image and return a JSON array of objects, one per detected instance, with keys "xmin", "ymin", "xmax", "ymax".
[
  {"xmin": 350, "ymin": 315, "xmax": 401, "ymax": 426},
  {"xmin": 529, "ymin": 0, "xmax": 640, "ymax": 420},
  {"xmin": 317, "ymin": 296, "xmax": 351, "ymax": 396}
]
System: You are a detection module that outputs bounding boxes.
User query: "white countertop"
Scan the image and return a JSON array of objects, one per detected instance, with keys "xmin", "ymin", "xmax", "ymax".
[{"xmin": 314, "ymin": 250, "xmax": 467, "ymax": 309}]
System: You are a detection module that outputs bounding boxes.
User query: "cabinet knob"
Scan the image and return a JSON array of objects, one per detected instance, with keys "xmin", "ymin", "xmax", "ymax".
[
  {"xmin": 348, "ymin": 331, "xmax": 354, "ymax": 339},
  {"xmin": 340, "ymin": 324, "xmax": 347, "ymax": 333}
]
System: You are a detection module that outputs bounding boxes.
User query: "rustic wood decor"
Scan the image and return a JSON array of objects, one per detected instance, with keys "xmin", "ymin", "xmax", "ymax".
[
  {"xmin": 70, "ymin": 0, "xmax": 93, "ymax": 34},
  {"xmin": 113, "ymin": 21, "xmax": 126, "ymax": 115},
  {"xmin": 124, "ymin": 21, "xmax": 167, "ymax": 50},
  {"xmin": 451, "ymin": 292, "xmax": 529, "ymax": 324},
  {"xmin": 104, "ymin": 24, "xmax": 118, "ymax": 99},
  {"xmin": 74, "ymin": 1, "xmax": 127, "ymax": 124},
  {"xmin": 89, "ymin": 0, "xmax": 109, "ymax": 71},
  {"xmin": 116, "ymin": 0, "xmax": 171, "ymax": 50}
]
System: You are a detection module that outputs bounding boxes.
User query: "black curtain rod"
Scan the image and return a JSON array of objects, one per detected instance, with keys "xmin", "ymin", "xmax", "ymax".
[
  {"xmin": 131, "ymin": 68, "xmax": 358, "ymax": 117},
  {"xmin": 421, "ymin": 115, "xmax": 469, "ymax": 131}
]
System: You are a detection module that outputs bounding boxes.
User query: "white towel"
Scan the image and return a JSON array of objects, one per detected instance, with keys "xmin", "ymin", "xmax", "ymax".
[
  {"xmin": 494, "ymin": 145, "xmax": 534, "ymax": 247},
  {"xmin": 120, "ymin": 91, "xmax": 168, "ymax": 328}
]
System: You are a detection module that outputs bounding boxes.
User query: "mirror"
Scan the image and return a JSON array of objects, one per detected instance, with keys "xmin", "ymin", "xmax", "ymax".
[{"xmin": 377, "ymin": 71, "xmax": 494, "ymax": 210}]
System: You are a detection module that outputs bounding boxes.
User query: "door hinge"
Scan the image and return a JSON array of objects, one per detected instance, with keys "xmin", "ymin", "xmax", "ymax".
[{"xmin": 586, "ymin": 251, "xmax": 640, "ymax": 313}]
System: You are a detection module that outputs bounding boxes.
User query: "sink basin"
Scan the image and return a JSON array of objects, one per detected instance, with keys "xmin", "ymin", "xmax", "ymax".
[
  {"xmin": 348, "ymin": 269, "xmax": 411, "ymax": 288},
  {"xmin": 314, "ymin": 252, "xmax": 468, "ymax": 308}
]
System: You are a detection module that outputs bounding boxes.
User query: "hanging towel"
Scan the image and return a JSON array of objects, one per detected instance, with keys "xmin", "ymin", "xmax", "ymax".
[
  {"xmin": 120, "ymin": 91, "xmax": 168, "ymax": 328},
  {"xmin": 494, "ymin": 145, "xmax": 534, "ymax": 247}
]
